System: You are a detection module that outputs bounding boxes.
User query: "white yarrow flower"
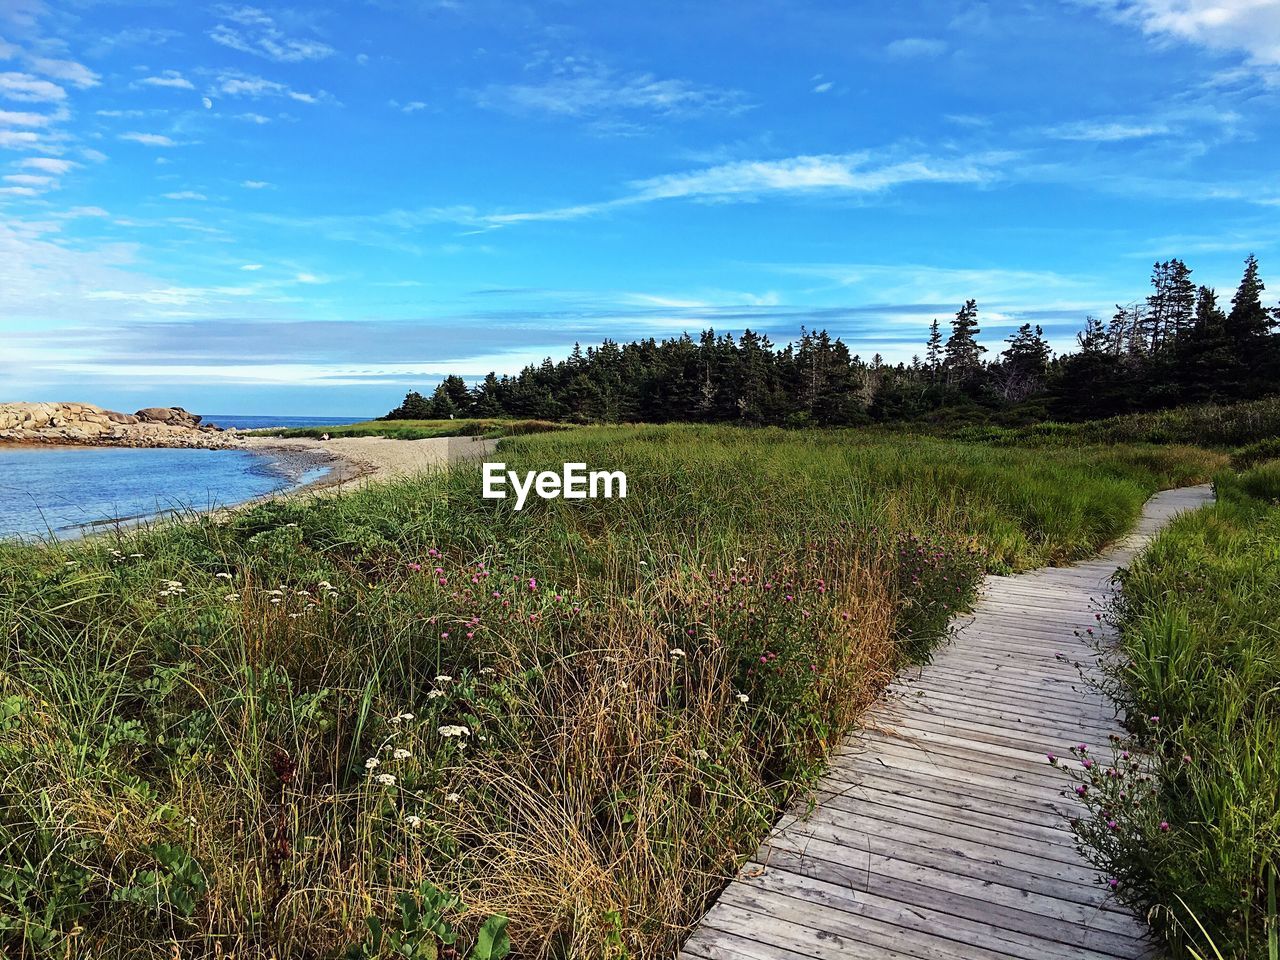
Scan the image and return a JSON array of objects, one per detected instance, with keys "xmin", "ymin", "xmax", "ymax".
[
  {"xmin": 392, "ymin": 748, "xmax": 411, "ymax": 761},
  {"xmin": 374, "ymin": 773, "xmax": 396, "ymax": 786},
  {"xmin": 437, "ymin": 725, "xmax": 470, "ymax": 738}
]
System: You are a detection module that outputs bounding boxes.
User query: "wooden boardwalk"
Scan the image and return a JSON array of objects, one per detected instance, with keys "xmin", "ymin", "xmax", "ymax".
[{"xmin": 681, "ymin": 485, "xmax": 1214, "ymax": 960}]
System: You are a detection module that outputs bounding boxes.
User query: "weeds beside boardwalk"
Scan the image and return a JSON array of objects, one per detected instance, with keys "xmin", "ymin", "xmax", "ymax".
[
  {"xmin": 1070, "ymin": 461, "xmax": 1280, "ymax": 960},
  {"xmin": 0, "ymin": 425, "xmax": 1220, "ymax": 957}
]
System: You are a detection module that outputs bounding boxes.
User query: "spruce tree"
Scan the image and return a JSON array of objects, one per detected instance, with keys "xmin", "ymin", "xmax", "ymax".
[{"xmin": 943, "ymin": 299, "xmax": 986, "ymax": 385}]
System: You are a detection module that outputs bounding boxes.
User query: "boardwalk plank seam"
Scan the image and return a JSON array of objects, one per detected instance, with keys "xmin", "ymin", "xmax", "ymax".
[{"xmin": 680, "ymin": 485, "xmax": 1212, "ymax": 959}]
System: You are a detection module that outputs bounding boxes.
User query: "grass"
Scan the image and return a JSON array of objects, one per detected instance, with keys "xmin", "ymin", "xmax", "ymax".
[
  {"xmin": 249, "ymin": 418, "xmax": 568, "ymax": 441},
  {"xmin": 0, "ymin": 424, "xmax": 1222, "ymax": 957},
  {"xmin": 945, "ymin": 396, "xmax": 1280, "ymax": 449},
  {"xmin": 1068, "ymin": 459, "xmax": 1280, "ymax": 959}
]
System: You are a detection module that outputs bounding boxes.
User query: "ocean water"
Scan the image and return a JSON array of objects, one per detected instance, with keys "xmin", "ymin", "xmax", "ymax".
[
  {"xmin": 0, "ymin": 446, "xmax": 328, "ymax": 540},
  {"xmin": 205, "ymin": 414, "xmax": 370, "ymax": 430}
]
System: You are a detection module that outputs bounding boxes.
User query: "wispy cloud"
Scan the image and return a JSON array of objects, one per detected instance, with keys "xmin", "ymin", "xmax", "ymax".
[
  {"xmin": 1083, "ymin": 0, "xmax": 1280, "ymax": 81},
  {"xmin": 1047, "ymin": 119, "xmax": 1172, "ymax": 141},
  {"xmin": 19, "ymin": 156, "xmax": 75, "ymax": 174},
  {"xmin": 390, "ymin": 99, "xmax": 427, "ymax": 113},
  {"xmin": 26, "ymin": 56, "xmax": 99, "ymax": 89},
  {"xmin": 479, "ymin": 151, "xmax": 1006, "ymax": 226},
  {"xmin": 137, "ymin": 70, "xmax": 195, "ymax": 90},
  {"xmin": 885, "ymin": 37, "xmax": 949, "ymax": 59},
  {"xmin": 162, "ymin": 190, "xmax": 207, "ymax": 200},
  {"xmin": 241, "ymin": 179, "xmax": 272, "ymax": 189},
  {"xmin": 472, "ymin": 55, "xmax": 749, "ymax": 124},
  {"xmin": 119, "ymin": 131, "xmax": 178, "ymax": 147},
  {"xmin": 211, "ymin": 69, "xmax": 332, "ymax": 104},
  {"xmin": 0, "ymin": 71, "xmax": 65, "ymax": 102},
  {"xmin": 0, "ymin": 107, "xmax": 60, "ymax": 126},
  {"xmin": 210, "ymin": 5, "xmax": 334, "ymax": 63}
]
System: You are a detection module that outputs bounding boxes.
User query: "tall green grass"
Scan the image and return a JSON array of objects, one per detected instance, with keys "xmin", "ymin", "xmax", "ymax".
[
  {"xmin": 250, "ymin": 418, "xmax": 567, "ymax": 441},
  {"xmin": 0, "ymin": 425, "xmax": 1221, "ymax": 957},
  {"xmin": 1070, "ymin": 461, "xmax": 1280, "ymax": 959}
]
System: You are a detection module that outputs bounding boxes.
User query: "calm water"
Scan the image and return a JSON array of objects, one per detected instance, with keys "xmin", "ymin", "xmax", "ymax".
[
  {"xmin": 0, "ymin": 446, "xmax": 328, "ymax": 540},
  {"xmin": 205, "ymin": 414, "xmax": 370, "ymax": 430}
]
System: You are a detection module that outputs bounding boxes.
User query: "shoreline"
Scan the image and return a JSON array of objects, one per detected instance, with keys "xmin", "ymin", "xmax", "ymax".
[{"xmin": 1, "ymin": 435, "xmax": 497, "ymax": 541}]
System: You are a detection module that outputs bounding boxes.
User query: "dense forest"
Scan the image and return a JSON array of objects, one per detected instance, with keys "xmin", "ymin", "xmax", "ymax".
[{"xmin": 386, "ymin": 255, "xmax": 1280, "ymax": 425}]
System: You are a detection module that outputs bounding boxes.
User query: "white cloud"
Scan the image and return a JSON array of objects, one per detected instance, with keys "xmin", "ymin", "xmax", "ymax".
[
  {"xmin": 241, "ymin": 179, "xmax": 271, "ymax": 188},
  {"xmin": 20, "ymin": 156, "xmax": 75, "ymax": 173},
  {"xmin": 1086, "ymin": 0, "xmax": 1280, "ymax": 70},
  {"xmin": 1047, "ymin": 119, "xmax": 1172, "ymax": 141},
  {"xmin": 479, "ymin": 152, "xmax": 1004, "ymax": 226},
  {"xmin": 162, "ymin": 191, "xmax": 207, "ymax": 200},
  {"xmin": 0, "ymin": 129, "xmax": 41, "ymax": 148},
  {"xmin": 212, "ymin": 69, "xmax": 330, "ymax": 104},
  {"xmin": 295, "ymin": 271, "xmax": 324, "ymax": 283},
  {"xmin": 237, "ymin": 111, "xmax": 271, "ymax": 123},
  {"xmin": 138, "ymin": 70, "xmax": 194, "ymax": 90},
  {"xmin": 4, "ymin": 172, "xmax": 53, "ymax": 187},
  {"xmin": 209, "ymin": 6, "xmax": 334, "ymax": 63},
  {"xmin": 0, "ymin": 184, "xmax": 38, "ymax": 195},
  {"xmin": 240, "ymin": 262, "xmax": 263, "ymax": 270},
  {"xmin": 0, "ymin": 71, "xmax": 66, "ymax": 102},
  {"xmin": 0, "ymin": 107, "xmax": 57, "ymax": 126},
  {"xmin": 473, "ymin": 57, "xmax": 748, "ymax": 120},
  {"xmin": 120, "ymin": 132, "xmax": 177, "ymax": 147},
  {"xmin": 391, "ymin": 99, "xmax": 427, "ymax": 113},
  {"xmin": 81, "ymin": 147, "xmax": 107, "ymax": 163},
  {"xmin": 0, "ymin": 37, "xmax": 19, "ymax": 60},
  {"xmin": 26, "ymin": 57, "xmax": 99, "ymax": 89},
  {"xmin": 812, "ymin": 81, "xmax": 834, "ymax": 93},
  {"xmin": 885, "ymin": 37, "xmax": 949, "ymax": 59}
]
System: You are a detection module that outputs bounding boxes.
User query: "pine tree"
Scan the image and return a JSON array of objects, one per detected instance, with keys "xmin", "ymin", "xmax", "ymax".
[
  {"xmin": 943, "ymin": 299, "xmax": 986, "ymax": 385},
  {"xmin": 1227, "ymin": 254, "xmax": 1272, "ymax": 343},
  {"xmin": 925, "ymin": 319, "xmax": 943, "ymax": 376}
]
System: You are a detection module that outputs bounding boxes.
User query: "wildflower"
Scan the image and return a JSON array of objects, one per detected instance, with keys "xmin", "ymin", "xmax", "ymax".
[
  {"xmin": 270, "ymin": 597, "xmax": 282, "ymax": 604},
  {"xmin": 1107, "ymin": 820, "xmax": 1118, "ymax": 831},
  {"xmin": 1159, "ymin": 821, "xmax": 1170, "ymax": 832},
  {"xmin": 404, "ymin": 814, "xmax": 423, "ymax": 828},
  {"xmin": 392, "ymin": 748, "xmax": 411, "ymax": 761},
  {"xmin": 638, "ymin": 561, "xmax": 647, "ymax": 567},
  {"xmin": 1075, "ymin": 785, "xmax": 1088, "ymax": 797},
  {"xmin": 374, "ymin": 773, "xmax": 396, "ymax": 787},
  {"xmin": 692, "ymin": 748, "xmax": 710, "ymax": 761},
  {"xmin": 445, "ymin": 792, "xmax": 461, "ymax": 803},
  {"xmin": 438, "ymin": 725, "xmax": 470, "ymax": 738},
  {"xmin": 317, "ymin": 580, "xmax": 333, "ymax": 589},
  {"xmin": 215, "ymin": 572, "xmax": 233, "ymax": 580},
  {"xmin": 434, "ymin": 675, "xmax": 452, "ymax": 683},
  {"xmin": 225, "ymin": 593, "xmax": 240, "ymax": 601},
  {"xmin": 365, "ymin": 757, "xmax": 380, "ymax": 770},
  {"xmin": 669, "ymin": 648, "xmax": 686, "ymax": 658},
  {"xmin": 1149, "ymin": 715, "xmax": 1160, "ymax": 725},
  {"xmin": 1181, "ymin": 754, "xmax": 1192, "ymax": 764},
  {"xmin": 1046, "ymin": 753, "xmax": 1057, "ymax": 765},
  {"xmin": 479, "ymin": 667, "xmax": 496, "ymax": 675},
  {"xmin": 426, "ymin": 690, "xmax": 445, "ymax": 700},
  {"xmin": 1107, "ymin": 877, "xmax": 1119, "ymax": 891},
  {"xmin": 408, "ymin": 562, "xmax": 422, "ymax": 572},
  {"xmin": 736, "ymin": 693, "xmax": 749, "ymax": 703}
]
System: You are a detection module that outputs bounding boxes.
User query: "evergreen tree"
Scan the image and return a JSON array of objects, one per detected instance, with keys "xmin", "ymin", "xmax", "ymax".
[
  {"xmin": 996, "ymin": 323, "xmax": 1050, "ymax": 402},
  {"xmin": 925, "ymin": 319, "xmax": 943, "ymax": 377},
  {"xmin": 943, "ymin": 299, "xmax": 986, "ymax": 386}
]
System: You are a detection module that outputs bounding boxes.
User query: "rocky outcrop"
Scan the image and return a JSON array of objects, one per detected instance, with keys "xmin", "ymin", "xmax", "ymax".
[{"xmin": 0, "ymin": 402, "xmax": 239, "ymax": 449}]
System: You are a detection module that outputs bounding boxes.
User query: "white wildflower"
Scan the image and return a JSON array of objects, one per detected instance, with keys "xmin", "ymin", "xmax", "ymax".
[
  {"xmin": 434, "ymin": 675, "xmax": 452, "ymax": 683},
  {"xmin": 669, "ymin": 648, "xmax": 686, "ymax": 658},
  {"xmin": 364, "ymin": 757, "xmax": 380, "ymax": 770},
  {"xmin": 404, "ymin": 814, "xmax": 423, "ymax": 828},
  {"xmin": 373, "ymin": 773, "xmax": 396, "ymax": 787},
  {"xmin": 692, "ymin": 748, "xmax": 710, "ymax": 761},
  {"xmin": 215, "ymin": 572, "xmax": 233, "ymax": 580},
  {"xmin": 736, "ymin": 692, "xmax": 749, "ymax": 703},
  {"xmin": 270, "ymin": 597, "xmax": 282, "ymax": 604},
  {"xmin": 445, "ymin": 792, "xmax": 461, "ymax": 803},
  {"xmin": 426, "ymin": 690, "xmax": 445, "ymax": 700},
  {"xmin": 225, "ymin": 593, "xmax": 240, "ymax": 602},
  {"xmin": 437, "ymin": 725, "xmax": 470, "ymax": 738},
  {"xmin": 478, "ymin": 667, "xmax": 496, "ymax": 675},
  {"xmin": 392, "ymin": 748, "xmax": 411, "ymax": 761}
]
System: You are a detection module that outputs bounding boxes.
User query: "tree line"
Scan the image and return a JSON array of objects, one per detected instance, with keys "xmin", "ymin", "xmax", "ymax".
[{"xmin": 386, "ymin": 255, "xmax": 1280, "ymax": 425}]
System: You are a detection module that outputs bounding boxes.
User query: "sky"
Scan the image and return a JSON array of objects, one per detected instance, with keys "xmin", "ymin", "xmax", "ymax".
[{"xmin": 2, "ymin": 0, "xmax": 1279, "ymax": 416}]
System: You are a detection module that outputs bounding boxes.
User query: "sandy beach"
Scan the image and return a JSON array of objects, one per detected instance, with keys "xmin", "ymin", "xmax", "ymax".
[{"xmin": 242, "ymin": 434, "xmax": 499, "ymax": 500}]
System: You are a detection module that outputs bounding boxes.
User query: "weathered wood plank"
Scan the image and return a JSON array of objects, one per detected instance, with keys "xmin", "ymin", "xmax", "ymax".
[{"xmin": 679, "ymin": 486, "xmax": 1211, "ymax": 959}]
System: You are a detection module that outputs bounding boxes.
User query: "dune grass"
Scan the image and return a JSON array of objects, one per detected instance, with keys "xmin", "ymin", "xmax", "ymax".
[
  {"xmin": 1068, "ymin": 460, "xmax": 1280, "ymax": 960},
  {"xmin": 250, "ymin": 418, "xmax": 567, "ymax": 441},
  {"xmin": 0, "ymin": 424, "xmax": 1222, "ymax": 957}
]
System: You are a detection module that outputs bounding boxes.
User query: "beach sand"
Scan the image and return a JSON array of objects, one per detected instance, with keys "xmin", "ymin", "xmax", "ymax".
[{"xmin": 242, "ymin": 434, "xmax": 499, "ymax": 499}]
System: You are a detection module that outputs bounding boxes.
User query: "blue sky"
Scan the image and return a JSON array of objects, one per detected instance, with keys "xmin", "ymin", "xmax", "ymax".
[{"xmin": 2, "ymin": 0, "xmax": 1278, "ymax": 416}]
